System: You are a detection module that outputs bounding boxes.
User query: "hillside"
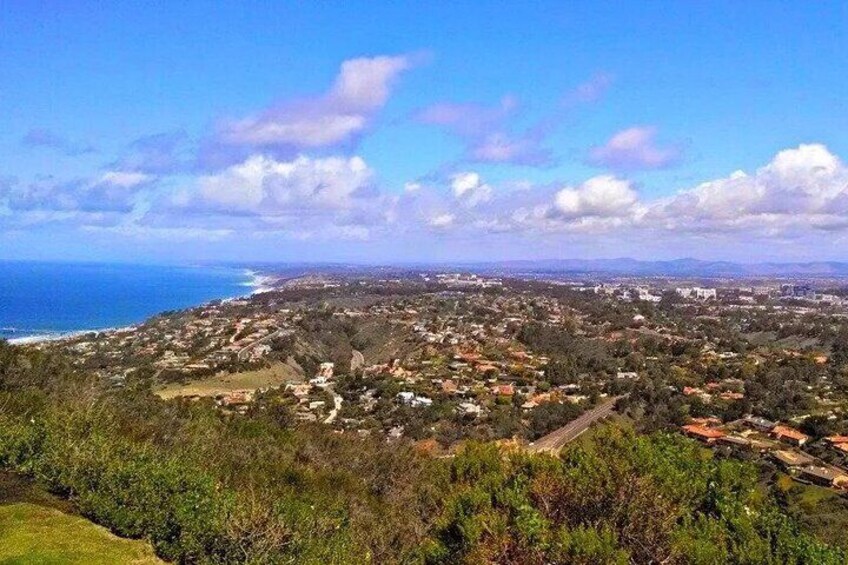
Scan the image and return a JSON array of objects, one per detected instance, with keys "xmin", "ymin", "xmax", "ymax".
[{"xmin": 0, "ymin": 341, "xmax": 845, "ymax": 563}]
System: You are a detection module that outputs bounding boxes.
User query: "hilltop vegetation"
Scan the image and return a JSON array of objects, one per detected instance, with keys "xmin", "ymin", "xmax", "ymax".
[{"xmin": 0, "ymin": 341, "xmax": 844, "ymax": 564}]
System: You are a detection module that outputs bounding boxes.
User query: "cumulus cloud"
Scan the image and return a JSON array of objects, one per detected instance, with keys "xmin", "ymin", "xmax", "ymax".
[
  {"xmin": 589, "ymin": 126, "xmax": 681, "ymax": 171},
  {"xmin": 553, "ymin": 175, "xmax": 639, "ymax": 219},
  {"xmin": 155, "ymin": 154, "xmax": 388, "ymax": 241},
  {"xmin": 402, "ymin": 143, "xmax": 848, "ymax": 244},
  {"xmin": 215, "ymin": 55, "xmax": 414, "ymax": 154},
  {"xmin": 450, "ymin": 172, "xmax": 493, "ymax": 207},
  {"xmin": 648, "ymin": 143, "xmax": 848, "ymax": 233},
  {"xmin": 175, "ymin": 154, "xmax": 375, "ymax": 216},
  {"xmin": 7, "ymin": 136, "xmax": 848, "ymax": 254}
]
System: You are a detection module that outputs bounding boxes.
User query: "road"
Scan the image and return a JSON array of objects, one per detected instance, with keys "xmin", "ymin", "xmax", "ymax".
[
  {"xmin": 527, "ymin": 395, "xmax": 625, "ymax": 454},
  {"xmin": 236, "ymin": 329, "xmax": 290, "ymax": 361},
  {"xmin": 323, "ymin": 388, "xmax": 343, "ymax": 424}
]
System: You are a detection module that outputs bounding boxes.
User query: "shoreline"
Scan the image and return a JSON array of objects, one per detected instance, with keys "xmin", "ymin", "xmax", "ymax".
[{"xmin": 4, "ymin": 267, "xmax": 274, "ymax": 346}]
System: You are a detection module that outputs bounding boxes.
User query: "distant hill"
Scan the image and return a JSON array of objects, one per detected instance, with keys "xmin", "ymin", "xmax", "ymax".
[
  {"xmin": 235, "ymin": 258, "xmax": 848, "ymax": 279},
  {"xmin": 455, "ymin": 258, "xmax": 848, "ymax": 278}
]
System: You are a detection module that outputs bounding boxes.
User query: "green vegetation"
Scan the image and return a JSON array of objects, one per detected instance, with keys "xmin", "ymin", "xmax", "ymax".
[
  {"xmin": 0, "ymin": 502, "xmax": 162, "ymax": 564},
  {"xmin": 0, "ymin": 341, "xmax": 845, "ymax": 563},
  {"xmin": 427, "ymin": 427, "xmax": 844, "ymax": 564},
  {"xmin": 775, "ymin": 473, "xmax": 848, "ymax": 550}
]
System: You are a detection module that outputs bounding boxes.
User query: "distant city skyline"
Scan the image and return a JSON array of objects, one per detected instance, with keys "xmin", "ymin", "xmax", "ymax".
[{"xmin": 2, "ymin": 1, "xmax": 848, "ymax": 263}]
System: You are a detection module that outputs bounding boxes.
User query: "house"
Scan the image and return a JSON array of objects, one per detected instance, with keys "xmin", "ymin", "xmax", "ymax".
[
  {"xmin": 397, "ymin": 391, "xmax": 432, "ymax": 407},
  {"xmin": 218, "ymin": 390, "xmax": 253, "ymax": 407},
  {"xmin": 682, "ymin": 424, "xmax": 725, "ymax": 444},
  {"xmin": 771, "ymin": 425, "xmax": 810, "ymax": 447},
  {"xmin": 718, "ymin": 435, "xmax": 753, "ymax": 450},
  {"xmin": 397, "ymin": 391, "xmax": 415, "ymax": 404},
  {"xmin": 743, "ymin": 416, "xmax": 777, "ymax": 432},
  {"xmin": 317, "ymin": 362, "xmax": 335, "ymax": 380},
  {"xmin": 825, "ymin": 435, "xmax": 848, "ymax": 445},
  {"xmin": 493, "ymin": 383, "xmax": 515, "ymax": 396},
  {"xmin": 771, "ymin": 450, "xmax": 814, "ymax": 469},
  {"xmin": 798, "ymin": 466, "xmax": 848, "ymax": 489}
]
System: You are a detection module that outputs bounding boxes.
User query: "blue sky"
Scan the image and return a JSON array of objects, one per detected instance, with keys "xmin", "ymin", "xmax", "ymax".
[{"xmin": 2, "ymin": 1, "xmax": 848, "ymax": 263}]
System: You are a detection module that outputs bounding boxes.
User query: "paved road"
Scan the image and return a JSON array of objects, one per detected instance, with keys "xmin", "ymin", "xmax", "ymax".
[
  {"xmin": 236, "ymin": 329, "xmax": 290, "ymax": 361},
  {"xmin": 528, "ymin": 395, "xmax": 625, "ymax": 454}
]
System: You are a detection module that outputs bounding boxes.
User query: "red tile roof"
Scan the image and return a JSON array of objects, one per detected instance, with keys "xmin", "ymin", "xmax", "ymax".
[
  {"xmin": 772, "ymin": 425, "xmax": 809, "ymax": 442},
  {"xmin": 682, "ymin": 424, "xmax": 726, "ymax": 440}
]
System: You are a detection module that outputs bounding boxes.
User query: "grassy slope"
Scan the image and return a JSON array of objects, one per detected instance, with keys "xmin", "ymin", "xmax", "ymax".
[
  {"xmin": 0, "ymin": 503, "xmax": 163, "ymax": 565},
  {"xmin": 155, "ymin": 359, "xmax": 303, "ymax": 399}
]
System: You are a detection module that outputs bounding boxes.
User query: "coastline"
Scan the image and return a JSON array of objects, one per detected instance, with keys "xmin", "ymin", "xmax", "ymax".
[
  {"xmin": 7, "ymin": 326, "xmax": 137, "ymax": 346},
  {"xmin": 241, "ymin": 269, "xmax": 280, "ymax": 295},
  {"xmin": 4, "ymin": 267, "xmax": 274, "ymax": 346}
]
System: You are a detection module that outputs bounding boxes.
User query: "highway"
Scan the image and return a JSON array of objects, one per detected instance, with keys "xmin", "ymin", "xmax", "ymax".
[{"xmin": 527, "ymin": 395, "xmax": 625, "ymax": 454}]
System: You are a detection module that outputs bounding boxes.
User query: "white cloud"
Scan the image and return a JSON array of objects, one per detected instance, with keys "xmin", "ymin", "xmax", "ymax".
[
  {"xmin": 589, "ymin": 126, "xmax": 681, "ymax": 170},
  {"xmin": 450, "ymin": 172, "xmax": 492, "ymax": 207},
  {"xmin": 553, "ymin": 175, "xmax": 639, "ymax": 219},
  {"xmin": 648, "ymin": 143, "xmax": 848, "ymax": 233},
  {"xmin": 218, "ymin": 55, "xmax": 413, "ymax": 150},
  {"xmin": 181, "ymin": 154, "xmax": 374, "ymax": 215}
]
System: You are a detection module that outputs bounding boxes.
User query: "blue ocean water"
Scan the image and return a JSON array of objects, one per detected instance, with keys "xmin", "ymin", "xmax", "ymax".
[{"xmin": 0, "ymin": 262, "xmax": 250, "ymax": 342}]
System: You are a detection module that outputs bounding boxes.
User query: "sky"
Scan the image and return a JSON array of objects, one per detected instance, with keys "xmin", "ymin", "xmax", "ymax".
[{"xmin": 1, "ymin": 1, "xmax": 848, "ymax": 264}]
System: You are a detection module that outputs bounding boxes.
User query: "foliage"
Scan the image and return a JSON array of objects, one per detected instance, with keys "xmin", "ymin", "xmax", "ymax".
[
  {"xmin": 0, "ymin": 341, "xmax": 845, "ymax": 564},
  {"xmin": 425, "ymin": 426, "xmax": 845, "ymax": 564}
]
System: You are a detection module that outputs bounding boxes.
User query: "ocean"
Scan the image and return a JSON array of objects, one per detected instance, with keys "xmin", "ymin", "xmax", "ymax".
[{"xmin": 0, "ymin": 262, "xmax": 252, "ymax": 343}]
